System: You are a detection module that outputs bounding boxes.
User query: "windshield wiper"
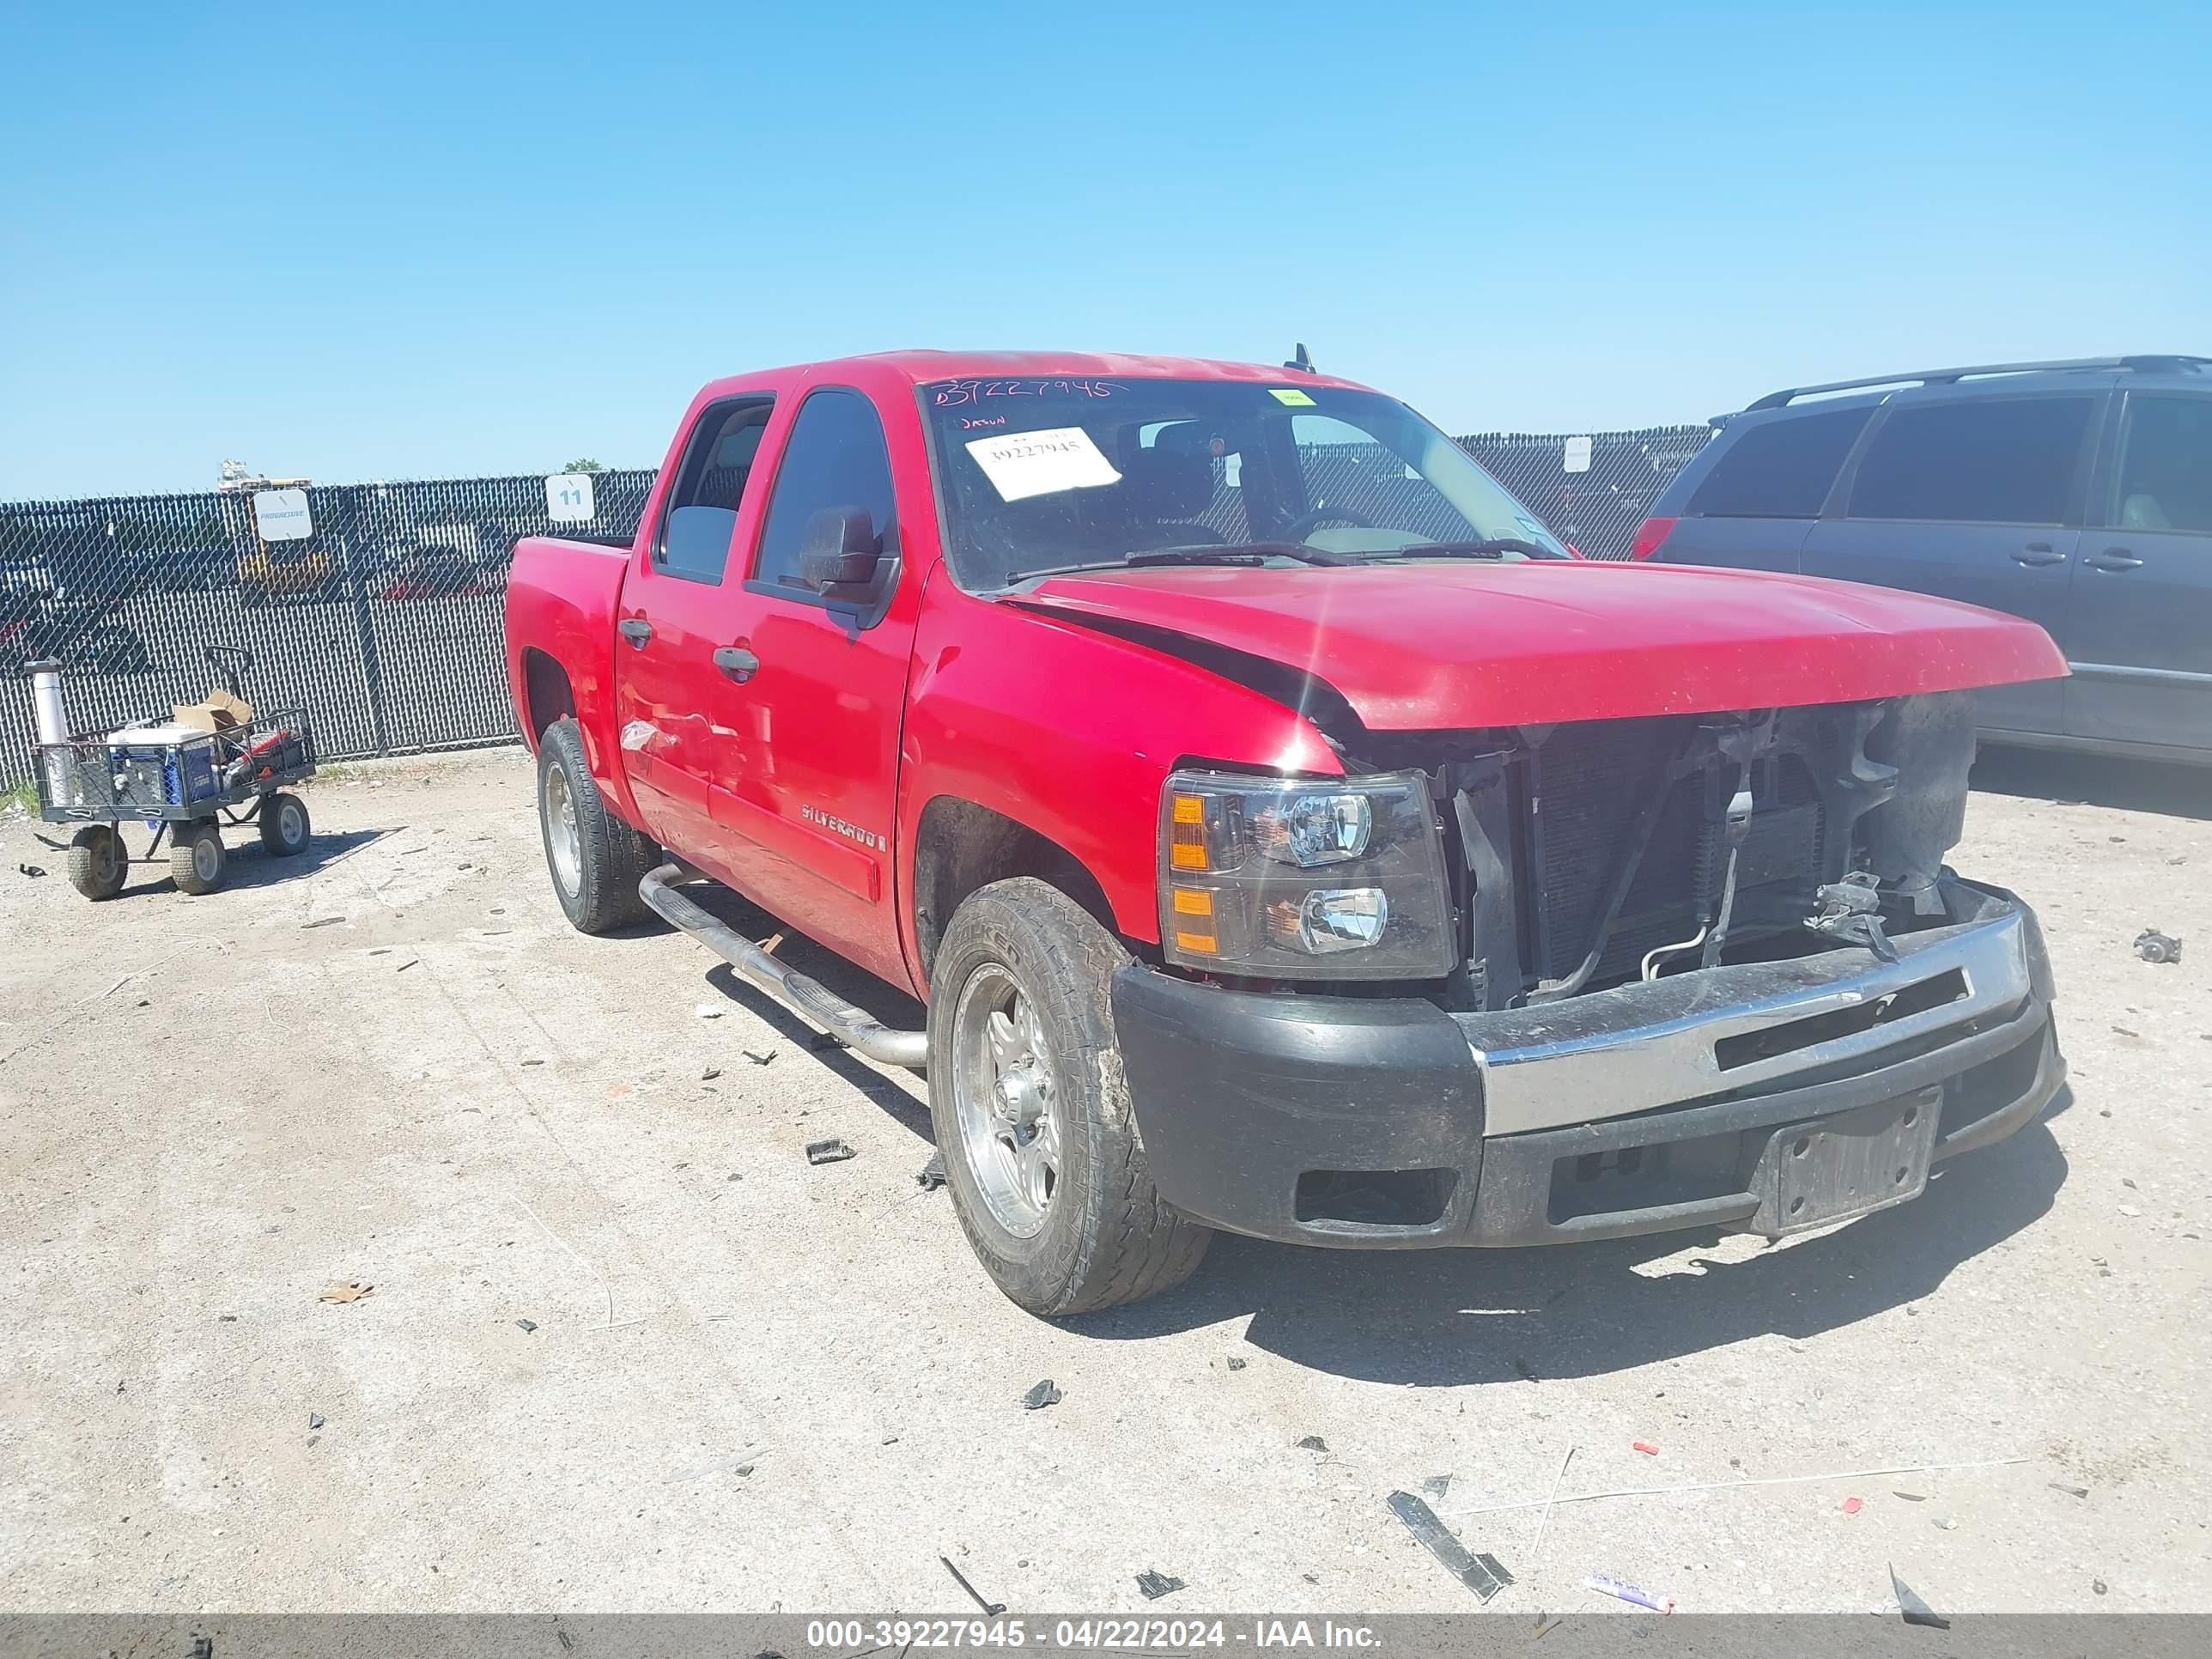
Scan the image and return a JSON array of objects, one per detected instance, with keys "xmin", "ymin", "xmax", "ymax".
[
  {"xmin": 1368, "ymin": 537, "xmax": 1562, "ymax": 562},
  {"xmin": 1005, "ymin": 542, "xmax": 1353, "ymax": 585}
]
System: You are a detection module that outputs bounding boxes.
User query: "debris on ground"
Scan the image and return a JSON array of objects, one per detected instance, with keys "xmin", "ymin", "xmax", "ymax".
[
  {"xmin": 301, "ymin": 917, "xmax": 345, "ymax": 930},
  {"xmin": 1224, "ymin": 1355, "xmax": 1247, "ymax": 1371},
  {"xmin": 804, "ymin": 1138, "xmax": 856, "ymax": 1165},
  {"xmin": 1386, "ymin": 1491, "xmax": 1514, "ymax": 1602},
  {"xmin": 701, "ymin": 1066, "xmax": 721, "ymax": 1081},
  {"xmin": 308, "ymin": 1413, "xmax": 325, "ymax": 1430},
  {"xmin": 1022, "ymin": 1379, "xmax": 1062, "ymax": 1411},
  {"xmin": 1934, "ymin": 1517, "xmax": 1958, "ymax": 1530},
  {"xmin": 395, "ymin": 958, "xmax": 418, "ymax": 973},
  {"xmin": 2094, "ymin": 1579, "xmax": 2108, "ymax": 1595},
  {"xmin": 521, "ymin": 1058, "xmax": 544, "ymax": 1067},
  {"xmin": 1135, "ymin": 1570, "xmax": 1186, "ymax": 1600},
  {"xmin": 318, "ymin": 1280, "xmax": 373, "ymax": 1304},
  {"xmin": 1841, "ymin": 1496, "xmax": 1864, "ymax": 1515},
  {"xmin": 1889, "ymin": 1565, "xmax": 1950, "ymax": 1630},
  {"xmin": 2133, "ymin": 928, "xmax": 2183, "ymax": 964},
  {"xmin": 1584, "ymin": 1571, "xmax": 1672, "ymax": 1613},
  {"xmin": 515, "ymin": 1318, "xmax": 538, "ymax": 1334},
  {"xmin": 2048, "ymin": 1481, "xmax": 2089, "ymax": 1499},
  {"xmin": 940, "ymin": 1555, "xmax": 1006, "ymax": 1616},
  {"xmin": 17, "ymin": 863, "xmax": 45, "ymax": 878},
  {"xmin": 742, "ymin": 1048, "xmax": 776, "ymax": 1066},
  {"xmin": 915, "ymin": 1152, "xmax": 947, "ymax": 1191},
  {"xmin": 1296, "ymin": 1435, "xmax": 1329, "ymax": 1453},
  {"xmin": 1893, "ymin": 1490, "xmax": 1929, "ymax": 1502},
  {"xmin": 694, "ymin": 1003, "xmax": 724, "ymax": 1019},
  {"xmin": 1632, "ymin": 1440, "xmax": 1660, "ymax": 1455},
  {"xmin": 1533, "ymin": 1613, "xmax": 1564, "ymax": 1639},
  {"xmin": 1421, "ymin": 1474, "xmax": 1451, "ymax": 1497}
]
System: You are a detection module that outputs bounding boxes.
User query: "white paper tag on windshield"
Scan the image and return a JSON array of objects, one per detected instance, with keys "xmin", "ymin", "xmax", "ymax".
[{"xmin": 966, "ymin": 427, "xmax": 1121, "ymax": 502}]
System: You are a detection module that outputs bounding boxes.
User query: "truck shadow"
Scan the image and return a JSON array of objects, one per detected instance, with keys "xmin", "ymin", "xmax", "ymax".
[
  {"xmin": 1070, "ymin": 1103, "xmax": 2070, "ymax": 1384},
  {"xmin": 1973, "ymin": 744, "xmax": 2212, "ymax": 820}
]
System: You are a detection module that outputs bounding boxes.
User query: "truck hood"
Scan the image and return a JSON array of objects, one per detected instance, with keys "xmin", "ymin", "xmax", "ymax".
[{"xmin": 1014, "ymin": 559, "xmax": 2067, "ymax": 731}]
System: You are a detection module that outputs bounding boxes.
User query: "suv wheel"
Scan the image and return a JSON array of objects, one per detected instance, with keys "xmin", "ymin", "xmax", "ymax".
[
  {"xmin": 928, "ymin": 877, "xmax": 1210, "ymax": 1316},
  {"xmin": 537, "ymin": 717, "xmax": 653, "ymax": 933}
]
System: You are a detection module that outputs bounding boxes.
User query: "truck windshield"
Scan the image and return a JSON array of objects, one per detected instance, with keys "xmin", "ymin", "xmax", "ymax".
[{"xmin": 918, "ymin": 377, "xmax": 1571, "ymax": 589}]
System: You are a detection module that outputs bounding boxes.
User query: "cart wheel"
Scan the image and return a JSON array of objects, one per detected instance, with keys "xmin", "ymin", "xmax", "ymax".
[
  {"xmin": 259, "ymin": 792, "xmax": 311, "ymax": 857},
  {"xmin": 67, "ymin": 825, "xmax": 128, "ymax": 902},
  {"xmin": 172, "ymin": 822, "xmax": 227, "ymax": 896}
]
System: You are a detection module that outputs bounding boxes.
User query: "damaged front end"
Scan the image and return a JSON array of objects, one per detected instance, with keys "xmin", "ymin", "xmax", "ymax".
[{"xmin": 1112, "ymin": 690, "xmax": 2063, "ymax": 1249}]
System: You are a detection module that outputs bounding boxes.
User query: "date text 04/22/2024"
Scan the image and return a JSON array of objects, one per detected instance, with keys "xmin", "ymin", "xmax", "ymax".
[{"xmin": 802, "ymin": 1620, "xmax": 1382, "ymax": 1650}]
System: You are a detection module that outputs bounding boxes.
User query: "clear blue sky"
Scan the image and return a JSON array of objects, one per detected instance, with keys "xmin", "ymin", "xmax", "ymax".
[{"xmin": 4, "ymin": 1, "xmax": 2204, "ymax": 499}]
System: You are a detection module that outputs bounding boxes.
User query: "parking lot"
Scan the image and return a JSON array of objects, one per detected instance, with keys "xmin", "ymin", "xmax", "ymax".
[{"xmin": 2, "ymin": 744, "xmax": 2207, "ymax": 1616}]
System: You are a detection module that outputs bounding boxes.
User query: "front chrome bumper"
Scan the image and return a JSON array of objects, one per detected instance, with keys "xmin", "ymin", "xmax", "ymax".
[{"xmin": 1457, "ymin": 880, "xmax": 2045, "ymax": 1136}]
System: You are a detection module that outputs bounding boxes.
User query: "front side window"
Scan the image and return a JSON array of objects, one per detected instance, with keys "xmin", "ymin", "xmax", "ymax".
[
  {"xmin": 2111, "ymin": 395, "xmax": 2212, "ymax": 535},
  {"xmin": 654, "ymin": 398, "xmax": 775, "ymax": 583},
  {"xmin": 1686, "ymin": 405, "xmax": 1873, "ymax": 518},
  {"xmin": 751, "ymin": 389, "xmax": 899, "ymax": 593},
  {"xmin": 919, "ymin": 378, "xmax": 1569, "ymax": 589},
  {"xmin": 1848, "ymin": 396, "xmax": 2094, "ymax": 525}
]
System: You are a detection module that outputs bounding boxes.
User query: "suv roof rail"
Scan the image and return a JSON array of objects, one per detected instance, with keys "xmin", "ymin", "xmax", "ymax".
[{"xmin": 1745, "ymin": 355, "xmax": 2212, "ymax": 411}]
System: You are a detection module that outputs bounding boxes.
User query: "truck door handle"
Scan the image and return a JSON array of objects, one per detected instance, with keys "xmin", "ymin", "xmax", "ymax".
[
  {"xmin": 713, "ymin": 645, "xmax": 760, "ymax": 683},
  {"xmin": 2083, "ymin": 548, "xmax": 2144, "ymax": 572},
  {"xmin": 2013, "ymin": 543, "xmax": 2068, "ymax": 568},
  {"xmin": 617, "ymin": 617, "xmax": 653, "ymax": 647}
]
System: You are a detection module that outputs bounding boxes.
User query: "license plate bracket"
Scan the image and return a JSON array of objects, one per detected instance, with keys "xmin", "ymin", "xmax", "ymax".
[{"xmin": 1750, "ymin": 1085, "xmax": 1944, "ymax": 1236}]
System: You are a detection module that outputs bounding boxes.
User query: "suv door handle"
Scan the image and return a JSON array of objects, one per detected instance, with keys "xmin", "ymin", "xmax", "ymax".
[
  {"xmin": 713, "ymin": 645, "xmax": 760, "ymax": 683},
  {"xmin": 2013, "ymin": 543, "xmax": 2068, "ymax": 568},
  {"xmin": 617, "ymin": 617, "xmax": 653, "ymax": 647},
  {"xmin": 2083, "ymin": 548, "xmax": 2144, "ymax": 572}
]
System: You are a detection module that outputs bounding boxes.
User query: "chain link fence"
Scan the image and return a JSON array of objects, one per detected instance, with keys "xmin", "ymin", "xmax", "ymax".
[{"xmin": 1, "ymin": 428, "xmax": 1707, "ymax": 784}]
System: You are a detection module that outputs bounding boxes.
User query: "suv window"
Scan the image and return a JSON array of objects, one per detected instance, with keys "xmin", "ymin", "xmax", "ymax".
[
  {"xmin": 751, "ymin": 389, "xmax": 899, "ymax": 594},
  {"xmin": 1848, "ymin": 396, "xmax": 2094, "ymax": 525},
  {"xmin": 1686, "ymin": 405, "xmax": 1872, "ymax": 517},
  {"xmin": 654, "ymin": 398, "xmax": 775, "ymax": 583},
  {"xmin": 2112, "ymin": 395, "xmax": 2212, "ymax": 535}
]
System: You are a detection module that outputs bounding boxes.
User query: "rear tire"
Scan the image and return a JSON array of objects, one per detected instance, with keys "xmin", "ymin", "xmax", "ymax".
[
  {"xmin": 171, "ymin": 822, "xmax": 225, "ymax": 896},
  {"xmin": 927, "ymin": 877, "xmax": 1211, "ymax": 1316},
  {"xmin": 259, "ymin": 791, "xmax": 311, "ymax": 856},
  {"xmin": 68, "ymin": 825, "xmax": 126, "ymax": 901},
  {"xmin": 538, "ymin": 716, "xmax": 653, "ymax": 933}
]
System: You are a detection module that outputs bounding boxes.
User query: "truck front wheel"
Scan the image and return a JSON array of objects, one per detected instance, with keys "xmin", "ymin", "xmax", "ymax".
[
  {"xmin": 928, "ymin": 877, "xmax": 1211, "ymax": 1316},
  {"xmin": 538, "ymin": 717, "xmax": 653, "ymax": 933}
]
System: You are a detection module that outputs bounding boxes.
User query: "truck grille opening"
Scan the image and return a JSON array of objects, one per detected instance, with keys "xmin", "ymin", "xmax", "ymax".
[
  {"xmin": 1525, "ymin": 720, "xmax": 1827, "ymax": 990},
  {"xmin": 1713, "ymin": 968, "xmax": 1970, "ymax": 1072},
  {"xmin": 1294, "ymin": 1167, "xmax": 1456, "ymax": 1228}
]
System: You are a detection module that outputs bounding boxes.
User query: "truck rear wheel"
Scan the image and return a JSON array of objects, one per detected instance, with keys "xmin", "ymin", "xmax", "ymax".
[
  {"xmin": 538, "ymin": 716, "xmax": 653, "ymax": 933},
  {"xmin": 927, "ymin": 877, "xmax": 1211, "ymax": 1316}
]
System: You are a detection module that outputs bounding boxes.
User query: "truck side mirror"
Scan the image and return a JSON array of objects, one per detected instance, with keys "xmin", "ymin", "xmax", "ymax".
[{"xmin": 798, "ymin": 506, "xmax": 883, "ymax": 597}]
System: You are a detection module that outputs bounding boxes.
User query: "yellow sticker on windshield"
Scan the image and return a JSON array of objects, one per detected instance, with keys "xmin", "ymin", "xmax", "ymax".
[{"xmin": 1268, "ymin": 387, "xmax": 1316, "ymax": 406}]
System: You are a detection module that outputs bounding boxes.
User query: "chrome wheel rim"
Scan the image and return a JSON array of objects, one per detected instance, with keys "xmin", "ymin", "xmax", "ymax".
[
  {"xmin": 192, "ymin": 835, "xmax": 220, "ymax": 882},
  {"xmin": 544, "ymin": 762, "xmax": 581, "ymax": 896},
  {"xmin": 951, "ymin": 961, "xmax": 1060, "ymax": 1238}
]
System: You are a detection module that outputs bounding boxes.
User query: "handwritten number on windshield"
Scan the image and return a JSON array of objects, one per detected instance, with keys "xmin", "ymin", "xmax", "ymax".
[{"xmin": 931, "ymin": 378, "xmax": 1123, "ymax": 408}]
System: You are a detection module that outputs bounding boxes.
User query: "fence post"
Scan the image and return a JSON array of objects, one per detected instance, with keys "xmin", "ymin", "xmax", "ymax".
[{"xmin": 337, "ymin": 487, "xmax": 391, "ymax": 756}]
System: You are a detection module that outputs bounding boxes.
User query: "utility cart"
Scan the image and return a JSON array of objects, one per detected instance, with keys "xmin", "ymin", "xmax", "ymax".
[{"xmin": 33, "ymin": 646, "xmax": 318, "ymax": 900}]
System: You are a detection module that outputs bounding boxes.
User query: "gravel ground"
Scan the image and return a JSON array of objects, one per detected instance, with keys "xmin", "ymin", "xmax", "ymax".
[{"xmin": 2, "ymin": 744, "xmax": 2207, "ymax": 1616}]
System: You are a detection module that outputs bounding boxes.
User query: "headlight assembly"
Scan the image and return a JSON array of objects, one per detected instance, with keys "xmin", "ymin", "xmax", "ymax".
[{"xmin": 1158, "ymin": 769, "xmax": 1455, "ymax": 981}]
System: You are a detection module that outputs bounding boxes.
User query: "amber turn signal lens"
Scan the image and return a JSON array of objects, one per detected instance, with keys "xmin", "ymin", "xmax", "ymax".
[
  {"xmin": 1170, "ymin": 888, "xmax": 1213, "ymax": 916},
  {"xmin": 1172, "ymin": 929, "xmax": 1218, "ymax": 955}
]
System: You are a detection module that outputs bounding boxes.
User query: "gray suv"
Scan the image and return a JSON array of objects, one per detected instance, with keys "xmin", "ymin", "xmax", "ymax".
[{"xmin": 1636, "ymin": 356, "xmax": 2212, "ymax": 763}]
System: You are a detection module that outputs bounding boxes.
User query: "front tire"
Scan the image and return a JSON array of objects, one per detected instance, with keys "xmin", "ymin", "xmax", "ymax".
[
  {"xmin": 68, "ymin": 825, "xmax": 127, "ymax": 901},
  {"xmin": 537, "ymin": 716, "xmax": 653, "ymax": 933},
  {"xmin": 171, "ymin": 822, "xmax": 225, "ymax": 895},
  {"xmin": 927, "ymin": 878, "xmax": 1211, "ymax": 1316},
  {"xmin": 259, "ymin": 791, "xmax": 311, "ymax": 856}
]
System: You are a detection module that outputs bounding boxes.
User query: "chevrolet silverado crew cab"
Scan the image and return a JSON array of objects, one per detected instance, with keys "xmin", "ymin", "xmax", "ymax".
[{"xmin": 504, "ymin": 350, "xmax": 2068, "ymax": 1316}]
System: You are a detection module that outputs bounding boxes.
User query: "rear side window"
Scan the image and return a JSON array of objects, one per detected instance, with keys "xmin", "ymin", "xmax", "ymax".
[
  {"xmin": 2112, "ymin": 394, "xmax": 2212, "ymax": 534},
  {"xmin": 752, "ymin": 389, "xmax": 899, "ymax": 593},
  {"xmin": 1848, "ymin": 396, "xmax": 2094, "ymax": 525},
  {"xmin": 654, "ymin": 397, "xmax": 775, "ymax": 582},
  {"xmin": 1686, "ymin": 406, "xmax": 1873, "ymax": 518}
]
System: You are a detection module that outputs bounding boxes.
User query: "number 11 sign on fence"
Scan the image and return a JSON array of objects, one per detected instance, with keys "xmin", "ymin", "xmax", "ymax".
[{"xmin": 545, "ymin": 471, "xmax": 597, "ymax": 524}]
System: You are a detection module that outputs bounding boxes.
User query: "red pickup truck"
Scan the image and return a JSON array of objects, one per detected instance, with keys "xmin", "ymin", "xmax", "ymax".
[{"xmin": 504, "ymin": 350, "xmax": 2068, "ymax": 1316}]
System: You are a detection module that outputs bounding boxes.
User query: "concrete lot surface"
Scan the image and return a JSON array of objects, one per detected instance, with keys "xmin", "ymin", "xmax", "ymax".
[{"xmin": 3, "ymin": 746, "xmax": 2207, "ymax": 1615}]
